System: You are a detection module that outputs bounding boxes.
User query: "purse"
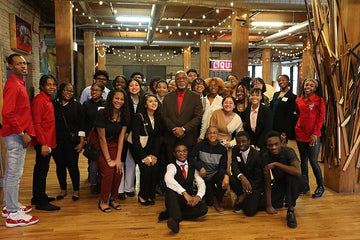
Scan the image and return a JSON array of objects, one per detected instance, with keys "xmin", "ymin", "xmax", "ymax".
[
  {"xmin": 126, "ymin": 113, "xmax": 149, "ymax": 148},
  {"xmin": 83, "ymin": 128, "xmax": 100, "ymax": 161}
]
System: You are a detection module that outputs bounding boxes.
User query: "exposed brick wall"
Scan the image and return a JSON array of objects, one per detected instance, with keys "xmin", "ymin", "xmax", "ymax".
[{"xmin": 0, "ymin": 0, "xmax": 40, "ymax": 96}]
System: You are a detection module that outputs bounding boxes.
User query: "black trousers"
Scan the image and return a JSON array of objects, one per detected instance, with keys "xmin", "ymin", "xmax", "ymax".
[
  {"xmin": 229, "ymin": 175, "xmax": 263, "ymax": 216},
  {"xmin": 259, "ymin": 174, "xmax": 304, "ymax": 210},
  {"xmin": 204, "ymin": 173, "xmax": 227, "ymax": 205},
  {"xmin": 165, "ymin": 188, "xmax": 208, "ymax": 222},
  {"xmin": 53, "ymin": 140, "xmax": 80, "ymax": 191},
  {"xmin": 32, "ymin": 145, "xmax": 52, "ymax": 205},
  {"xmin": 138, "ymin": 161, "xmax": 159, "ymax": 200}
]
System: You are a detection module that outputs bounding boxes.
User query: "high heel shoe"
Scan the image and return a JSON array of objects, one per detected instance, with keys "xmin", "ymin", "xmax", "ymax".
[{"xmin": 138, "ymin": 196, "xmax": 149, "ymax": 206}]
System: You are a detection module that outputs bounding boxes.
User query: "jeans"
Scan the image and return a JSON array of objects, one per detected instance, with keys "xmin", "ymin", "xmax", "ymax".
[
  {"xmin": 3, "ymin": 134, "xmax": 27, "ymax": 212},
  {"xmin": 297, "ymin": 138, "xmax": 323, "ymax": 188}
]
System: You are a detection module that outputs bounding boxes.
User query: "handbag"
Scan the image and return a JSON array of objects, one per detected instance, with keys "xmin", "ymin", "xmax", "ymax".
[
  {"xmin": 126, "ymin": 113, "xmax": 149, "ymax": 148},
  {"xmin": 83, "ymin": 128, "xmax": 100, "ymax": 161},
  {"xmin": 60, "ymin": 106, "xmax": 80, "ymax": 144}
]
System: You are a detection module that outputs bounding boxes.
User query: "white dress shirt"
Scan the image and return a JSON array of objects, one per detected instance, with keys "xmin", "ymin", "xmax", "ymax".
[
  {"xmin": 79, "ymin": 85, "xmax": 110, "ymax": 104},
  {"xmin": 164, "ymin": 160, "xmax": 206, "ymax": 199},
  {"xmin": 236, "ymin": 147, "xmax": 250, "ymax": 179}
]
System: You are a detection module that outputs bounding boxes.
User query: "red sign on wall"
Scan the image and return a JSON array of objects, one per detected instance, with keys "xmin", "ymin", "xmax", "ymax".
[{"xmin": 210, "ymin": 60, "xmax": 232, "ymax": 70}]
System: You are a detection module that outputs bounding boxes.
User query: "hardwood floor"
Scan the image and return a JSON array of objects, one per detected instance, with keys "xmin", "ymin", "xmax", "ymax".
[{"xmin": 1, "ymin": 141, "xmax": 360, "ymax": 239}]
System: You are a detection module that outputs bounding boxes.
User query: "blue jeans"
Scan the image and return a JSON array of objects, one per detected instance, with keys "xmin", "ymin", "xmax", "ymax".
[
  {"xmin": 296, "ymin": 138, "xmax": 323, "ymax": 188},
  {"xmin": 3, "ymin": 134, "xmax": 27, "ymax": 212}
]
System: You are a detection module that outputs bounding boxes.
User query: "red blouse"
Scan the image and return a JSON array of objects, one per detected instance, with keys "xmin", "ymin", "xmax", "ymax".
[{"xmin": 295, "ymin": 93, "xmax": 326, "ymax": 142}]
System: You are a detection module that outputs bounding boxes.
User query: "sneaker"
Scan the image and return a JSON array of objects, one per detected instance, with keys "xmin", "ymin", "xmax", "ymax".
[
  {"xmin": 233, "ymin": 204, "xmax": 243, "ymax": 213},
  {"xmin": 6, "ymin": 210, "xmax": 39, "ymax": 228},
  {"xmin": 312, "ymin": 185, "xmax": 325, "ymax": 198},
  {"xmin": 286, "ymin": 210, "xmax": 297, "ymax": 228},
  {"xmin": 2, "ymin": 204, "xmax": 32, "ymax": 218}
]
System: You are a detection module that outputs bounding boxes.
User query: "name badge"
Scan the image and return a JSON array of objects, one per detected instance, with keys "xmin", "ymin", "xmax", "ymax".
[
  {"xmin": 282, "ymin": 97, "xmax": 288, "ymax": 102},
  {"xmin": 236, "ymin": 156, "xmax": 242, "ymax": 163}
]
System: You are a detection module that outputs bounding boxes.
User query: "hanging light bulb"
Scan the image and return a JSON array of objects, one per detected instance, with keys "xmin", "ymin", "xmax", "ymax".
[{"xmin": 99, "ymin": 1, "xmax": 103, "ymax": 5}]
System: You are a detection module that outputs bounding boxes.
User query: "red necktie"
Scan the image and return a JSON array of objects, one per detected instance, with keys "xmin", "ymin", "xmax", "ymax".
[{"xmin": 181, "ymin": 165, "xmax": 186, "ymax": 179}]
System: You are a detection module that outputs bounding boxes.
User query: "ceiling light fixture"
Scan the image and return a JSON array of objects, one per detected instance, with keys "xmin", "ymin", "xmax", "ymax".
[
  {"xmin": 99, "ymin": 1, "xmax": 103, "ymax": 5},
  {"xmin": 115, "ymin": 16, "xmax": 150, "ymax": 23}
]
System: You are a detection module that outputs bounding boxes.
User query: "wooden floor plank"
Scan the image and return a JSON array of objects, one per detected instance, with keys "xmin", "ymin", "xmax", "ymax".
[{"xmin": 1, "ymin": 141, "xmax": 360, "ymax": 239}]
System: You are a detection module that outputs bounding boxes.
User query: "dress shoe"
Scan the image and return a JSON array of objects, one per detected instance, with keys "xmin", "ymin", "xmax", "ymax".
[
  {"xmin": 118, "ymin": 193, "xmax": 126, "ymax": 200},
  {"xmin": 138, "ymin": 196, "xmax": 149, "ymax": 206},
  {"xmin": 158, "ymin": 211, "xmax": 169, "ymax": 221},
  {"xmin": 299, "ymin": 185, "xmax": 310, "ymax": 196},
  {"xmin": 72, "ymin": 195, "xmax": 80, "ymax": 201},
  {"xmin": 36, "ymin": 203, "xmax": 60, "ymax": 211},
  {"xmin": 167, "ymin": 217, "xmax": 179, "ymax": 233},
  {"xmin": 147, "ymin": 199, "xmax": 155, "ymax": 205},
  {"xmin": 125, "ymin": 192, "xmax": 135, "ymax": 197},
  {"xmin": 286, "ymin": 210, "xmax": 297, "ymax": 228},
  {"xmin": 312, "ymin": 185, "xmax": 325, "ymax": 198},
  {"xmin": 31, "ymin": 197, "xmax": 55, "ymax": 205}
]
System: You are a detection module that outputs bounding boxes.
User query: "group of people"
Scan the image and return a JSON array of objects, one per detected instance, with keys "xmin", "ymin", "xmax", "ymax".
[{"xmin": 1, "ymin": 53, "xmax": 326, "ymax": 232}]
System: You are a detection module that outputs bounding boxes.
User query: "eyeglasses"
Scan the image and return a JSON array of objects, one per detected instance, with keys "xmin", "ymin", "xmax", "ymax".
[
  {"xmin": 63, "ymin": 89, "xmax": 74, "ymax": 93},
  {"xmin": 175, "ymin": 150, "xmax": 188, "ymax": 154},
  {"xmin": 175, "ymin": 77, "xmax": 187, "ymax": 81},
  {"xmin": 91, "ymin": 88, "xmax": 102, "ymax": 92},
  {"xmin": 209, "ymin": 84, "xmax": 219, "ymax": 88}
]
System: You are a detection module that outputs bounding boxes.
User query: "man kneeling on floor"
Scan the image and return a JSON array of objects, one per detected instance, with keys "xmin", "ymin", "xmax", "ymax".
[
  {"xmin": 261, "ymin": 131, "xmax": 305, "ymax": 228},
  {"xmin": 158, "ymin": 143, "xmax": 208, "ymax": 233}
]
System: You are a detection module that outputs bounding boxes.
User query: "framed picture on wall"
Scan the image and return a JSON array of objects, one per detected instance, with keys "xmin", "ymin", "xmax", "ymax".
[{"xmin": 9, "ymin": 14, "xmax": 32, "ymax": 54}]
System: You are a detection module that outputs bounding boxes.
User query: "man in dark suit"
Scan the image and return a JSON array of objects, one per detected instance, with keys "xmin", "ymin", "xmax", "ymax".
[
  {"xmin": 161, "ymin": 70, "xmax": 203, "ymax": 161},
  {"xmin": 159, "ymin": 143, "xmax": 208, "ymax": 233},
  {"xmin": 229, "ymin": 131, "xmax": 264, "ymax": 216},
  {"xmin": 244, "ymin": 88, "xmax": 273, "ymax": 151}
]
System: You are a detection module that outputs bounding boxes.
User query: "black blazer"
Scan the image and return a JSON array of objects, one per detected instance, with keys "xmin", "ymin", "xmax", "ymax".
[
  {"xmin": 244, "ymin": 104, "xmax": 273, "ymax": 149},
  {"xmin": 231, "ymin": 146, "xmax": 264, "ymax": 191},
  {"xmin": 161, "ymin": 90, "xmax": 203, "ymax": 147},
  {"xmin": 129, "ymin": 113, "xmax": 161, "ymax": 161},
  {"xmin": 270, "ymin": 91, "xmax": 297, "ymax": 139}
]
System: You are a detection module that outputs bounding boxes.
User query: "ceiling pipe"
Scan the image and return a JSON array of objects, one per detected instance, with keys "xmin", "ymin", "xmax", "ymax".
[
  {"xmin": 92, "ymin": 37, "xmax": 303, "ymax": 48},
  {"xmin": 146, "ymin": 4, "xmax": 166, "ymax": 44},
  {"xmin": 67, "ymin": 0, "xmax": 307, "ymax": 11},
  {"xmin": 254, "ymin": 20, "xmax": 311, "ymax": 46}
]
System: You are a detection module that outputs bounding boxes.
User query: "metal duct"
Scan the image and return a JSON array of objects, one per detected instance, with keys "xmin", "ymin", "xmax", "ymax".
[
  {"xmin": 146, "ymin": 4, "xmax": 166, "ymax": 44},
  {"xmin": 93, "ymin": 37, "xmax": 303, "ymax": 48},
  {"xmin": 254, "ymin": 20, "xmax": 310, "ymax": 46},
  {"xmin": 67, "ymin": 0, "xmax": 307, "ymax": 11}
]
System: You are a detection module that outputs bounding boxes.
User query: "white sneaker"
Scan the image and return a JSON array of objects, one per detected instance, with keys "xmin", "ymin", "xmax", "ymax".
[
  {"xmin": 5, "ymin": 210, "xmax": 39, "ymax": 228},
  {"xmin": 2, "ymin": 203, "xmax": 32, "ymax": 217}
]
